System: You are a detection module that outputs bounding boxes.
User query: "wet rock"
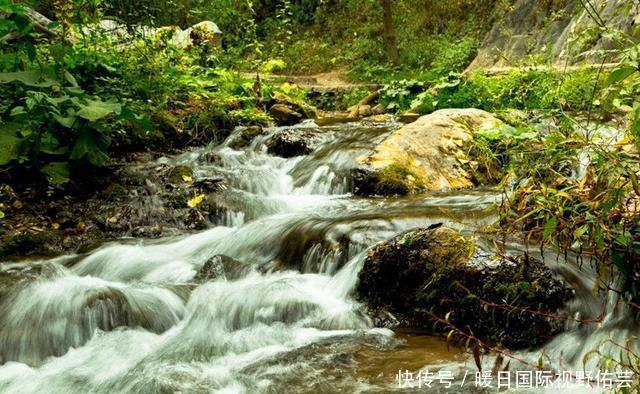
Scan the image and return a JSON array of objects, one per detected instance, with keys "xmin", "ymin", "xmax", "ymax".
[
  {"xmin": 167, "ymin": 165, "xmax": 194, "ymax": 184},
  {"xmin": 228, "ymin": 125, "xmax": 265, "ymax": 149},
  {"xmin": 268, "ymin": 91, "xmax": 319, "ymax": 126},
  {"xmin": 268, "ymin": 128, "xmax": 322, "ymax": 158},
  {"xmin": 269, "ymin": 104, "xmax": 304, "ymax": 126},
  {"xmin": 351, "ymin": 165, "xmax": 421, "ymax": 196},
  {"xmin": 0, "ymin": 263, "xmax": 43, "ymax": 301},
  {"xmin": 193, "ymin": 178, "xmax": 223, "ymax": 193},
  {"xmin": 194, "ymin": 255, "xmax": 252, "ymax": 282},
  {"xmin": 0, "ymin": 231, "xmax": 55, "ymax": 258},
  {"xmin": 356, "ymin": 227, "xmax": 573, "ymax": 349},
  {"xmin": 103, "ymin": 183, "xmax": 128, "ymax": 202},
  {"xmin": 348, "ymin": 104, "xmax": 372, "ymax": 118},
  {"xmin": 353, "ymin": 108, "xmax": 504, "ymax": 196},
  {"xmin": 131, "ymin": 224, "xmax": 164, "ymax": 238}
]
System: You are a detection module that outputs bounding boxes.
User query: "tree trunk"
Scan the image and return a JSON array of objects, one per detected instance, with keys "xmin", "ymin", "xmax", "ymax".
[
  {"xmin": 380, "ymin": 0, "xmax": 400, "ymax": 65},
  {"xmin": 1, "ymin": 6, "xmax": 60, "ymax": 44}
]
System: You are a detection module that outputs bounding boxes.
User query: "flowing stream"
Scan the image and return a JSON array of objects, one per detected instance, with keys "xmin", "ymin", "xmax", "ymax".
[{"xmin": 0, "ymin": 118, "xmax": 632, "ymax": 393}]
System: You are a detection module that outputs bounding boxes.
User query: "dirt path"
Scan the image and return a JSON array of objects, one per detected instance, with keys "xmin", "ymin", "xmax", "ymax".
[{"xmin": 245, "ymin": 68, "xmax": 380, "ymax": 91}]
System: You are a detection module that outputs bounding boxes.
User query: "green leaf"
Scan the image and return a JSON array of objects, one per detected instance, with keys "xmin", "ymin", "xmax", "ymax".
[
  {"xmin": 40, "ymin": 132, "xmax": 67, "ymax": 155},
  {"xmin": 0, "ymin": 70, "xmax": 59, "ymax": 88},
  {"xmin": 542, "ymin": 217, "xmax": 558, "ymax": 238},
  {"xmin": 70, "ymin": 129, "xmax": 110, "ymax": 166},
  {"xmin": 0, "ymin": 124, "xmax": 22, "ymax": 165},
  {"xmin": 64, "ymin": 71, "xmax": 79, "ymax": 87},
  {"xmin": 76, "ymin": 100, "xmax": 121, "ymax": 122},
  {"xmin": 53, "ymin": 113, "xmax": 77, "ymax": 128},
  {"xmin": 40, "ymin": 162, "xmax": 70, "ymax": 186},
  {"xmin": 9, "ymin": 106, "xmax": 26, "ymax": 117},
  {"xmin": 608, "ymin": 66, "xmax": 636, "ymax": 84},
  {"xmin": 120, "ymin": 108, "xmax": 152, "ymax": 130}
]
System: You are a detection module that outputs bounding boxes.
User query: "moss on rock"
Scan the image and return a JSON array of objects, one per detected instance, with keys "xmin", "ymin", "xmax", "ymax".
[
  {"xmin": 356, "ymin": 226, "xmax": 573, "ymax": 349},
  {"xmin": 168, "ymin": 165, "xmax": 194, "ymax": 184}
]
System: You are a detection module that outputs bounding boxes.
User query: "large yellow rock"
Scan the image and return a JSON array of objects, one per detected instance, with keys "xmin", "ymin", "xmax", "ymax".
[{"xmin": 353, "ymin": 108, "xmax": 503, "ymax": 195}]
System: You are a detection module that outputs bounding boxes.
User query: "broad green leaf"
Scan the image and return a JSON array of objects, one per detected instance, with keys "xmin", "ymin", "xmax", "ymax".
[
  {"xmin": 64, "ymin": 71, "xmax": 79, "ymax": 87},
  {"xmin": 9, "ymin": 106, "xmax": 26, "ymax": 117},
  {"xmin": 70, "ymin": 129, "xmax": 111, "ymax": 166},
  {"xmin": 0, "ymin": 124, "xmax": 22, "ymax": 165},
  {"xmin": 0, "ymin": 70, "xmax": 59, "ymax": 87},
  {"xmin": 40, "ymin": 132, "xmax": 67, "ymax": 155},
  {"xmin": 608, "ymin": 66, "xmax": 636, "ymax": 84},
  {"xmin": 121, "ymin": 108, "xmax": 153, "ymax": 130},
  {"xmin": 77, "ymin": 100, "xmax": 121, "ymax": 122},
  {"xmin": 40, "ymin": 162, "xmax": 70, "ymax": 186},
  {"xmin": 53, "ymin": 113, "xmax": 77, "ymax": 128}
]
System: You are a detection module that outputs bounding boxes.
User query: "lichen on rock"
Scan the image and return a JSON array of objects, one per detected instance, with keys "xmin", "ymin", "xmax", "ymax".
[{"xmin": 352, "ymin": 108, "xmax": 504, "ymax": 196}]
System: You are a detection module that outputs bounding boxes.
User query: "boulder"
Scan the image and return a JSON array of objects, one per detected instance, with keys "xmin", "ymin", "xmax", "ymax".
[
  {"xmin": 268, "ymin": 91, "xmax": 319, "ymax": 126},
  {"xmin": 194, "ymin": 255, "xmax": 252, "ymax": 282},
  {"xmin": 171, "ymin": 21, "xmax": 222, "ymax": 48},
  {"xmin": 356, "ymin": 226, "xmax": 573, "ymax": 349},
  {"xmin": 81, "ymin": 20, "xmax": 222, "ymax": 48},
  {"xmin": 467, "ymin": 0, "xmax": 639, "ymax": 70},
  {"xmin": 268, "ymin": 128, "xmax": 322, "ymax": 158},
  {"xmin": 227, "ymin": 125, "xmax": 265, "ymax": 149},
  {"xmin": 269, "ymin": 104, "xmax": 304, "ymax": 126},
  {"xmin": 348, "ymin": 104, "xmax": 372, "ymax": 118},
  {"xmin": 352, "ymin": 108, "xmax": 503, "ymax": 196}
]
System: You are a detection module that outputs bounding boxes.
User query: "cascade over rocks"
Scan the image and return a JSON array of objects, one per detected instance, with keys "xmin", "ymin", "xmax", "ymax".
[
  {"xmin": 356, "ymin": 226, "xmax": 573, "ymax": 349},
  {"xmin": 194, "ymin": 255, "xmax": 252, "ymax": 282},
  {"xmin": 227, "ymin": 126, "xmax": 265, "ymax": 149},
  {"xmin": 352, "ymin": 108, "xmax": 504, "ymax": 196},
  {"xmin": 267, "ymin": 127, "xmax": 323, "ymax": 158}
]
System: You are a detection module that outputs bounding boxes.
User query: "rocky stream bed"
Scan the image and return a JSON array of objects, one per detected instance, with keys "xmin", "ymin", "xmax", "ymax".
[{"xmin": 0, "ymin": 114, "xmax": 631, "ymax": 393}]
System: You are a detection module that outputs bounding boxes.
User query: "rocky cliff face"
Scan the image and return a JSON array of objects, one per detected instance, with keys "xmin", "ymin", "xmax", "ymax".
[{"xmin": 467, "ymin": 0, "xmax": 640, "ymax": 71}]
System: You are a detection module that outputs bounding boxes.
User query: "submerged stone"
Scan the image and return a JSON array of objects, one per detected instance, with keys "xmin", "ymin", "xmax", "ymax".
[{"xmin": 194, "ymin": 255, "xmax": 252, "ymax": 282}]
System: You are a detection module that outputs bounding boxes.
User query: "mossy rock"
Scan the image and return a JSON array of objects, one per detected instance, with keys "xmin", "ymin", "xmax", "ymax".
[
  {"xmin": 352, "ymin": 164, "xmax": 425, "ymax": 196},
  {"xmin": 168, "ymin": 165, "xmax": 193, "ymax": 184},
  {"xmin": 229, "ymin": 126, "xmax": 265, "ymax": 149},
  {"xmin": 104, "ymin": 183, "xmax": 129, "ymax": 202},
  {"xmin": 356, "ymin": 226, "xmax": 573, "ymax": 349}
]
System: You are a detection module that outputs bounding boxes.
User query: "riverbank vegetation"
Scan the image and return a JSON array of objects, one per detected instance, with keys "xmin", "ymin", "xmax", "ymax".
[{"xmin": 1, "ymin": 0, "xmax": 640, "ymax": 389}]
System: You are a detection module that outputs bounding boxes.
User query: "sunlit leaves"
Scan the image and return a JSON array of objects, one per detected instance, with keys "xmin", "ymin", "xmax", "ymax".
[
  {"xmin": 0, "ymin": 70, "xmax": 60, "ymax": 88},
  {"xmin": 187, "ymin": 194, "xmax": 205, "ymax": 208},
  {"xmin": 77, "ymin": 99, "xmax": 121, "ymax": 122}
]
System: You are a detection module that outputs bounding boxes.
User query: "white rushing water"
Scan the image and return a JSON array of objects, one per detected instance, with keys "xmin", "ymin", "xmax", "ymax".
[{"xmin": 0, "ymin": 118, "xmax": 629, "ymax": 393}]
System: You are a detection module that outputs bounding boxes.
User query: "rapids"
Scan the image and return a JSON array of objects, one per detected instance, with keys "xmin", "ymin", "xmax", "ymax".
[{"xmin": 0, "ymin": 118, "xmax": 632, "ymax": 393}]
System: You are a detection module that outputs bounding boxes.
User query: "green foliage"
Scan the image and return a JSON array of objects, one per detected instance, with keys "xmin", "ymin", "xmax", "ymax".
[
  {"xmin": 376, "ymin": 68, "xmax": 603, "ymax": 115},
  {"xmin": 0, "ymin": 1, "xmax": 292, "ymax": 186},
  {"xmin": 495, "ymin": 120, "xmax": 640, "ymax": 300}
]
